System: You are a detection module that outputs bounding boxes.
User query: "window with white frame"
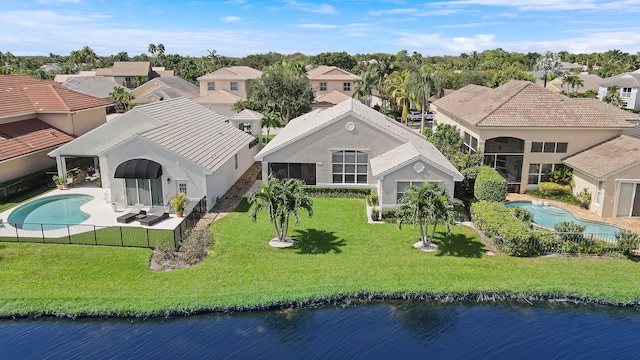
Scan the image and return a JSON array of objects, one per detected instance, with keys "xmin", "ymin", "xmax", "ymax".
[
  {"xmin": 397, "ymin": 181, "xmax": 427, "ymax": 202},
  {"xmin": 622, "ymin": 87, "xmax": 632, "ymax": 98},
  {"xmin": 332, "ymin": 150, "xmax": 368, "ymax": 184},
  {"xmin": 230, "ymin": 82, "xmax": 238, "ymax": 91},
  {"xmin": 207, "ymin": 82, "xmax": 215, "ymax": 91},
  {"xmin": 177, "ymin": 181, "xmax": 188, "ymax": 194},
  {"xmin": 531, "ymin": 142, "xmax": 568, "ymax": 153},
  {"xmin": 463, "ymin": 132, "xmax": 478, "ymax": 154},
  {"xmin": 320, "ymin": 82, "xmax": 327, "ymax": 91},
  {"xmin": 595, "ymin": 181, "xmax": 604, "ymax": 206},
  {"xmin": 343, "ymin": 82, "xmax": 351, "ymax": 91},
  {"xmin": 528, "ymin": 163, "xmax": 564, "ymax": 185}
]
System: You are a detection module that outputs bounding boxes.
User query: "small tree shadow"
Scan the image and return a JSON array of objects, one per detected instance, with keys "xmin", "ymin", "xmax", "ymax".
[
  {"xmin": 434, "ymin": 231, "xmax": 486, "ymax": 258},
  {"xmin": 232, "ymin": 199, "xmax": 251, "ymax": 213},
  {"xmin": 292, "ymin": 228, "xmax": 346, "ymax": 255}
]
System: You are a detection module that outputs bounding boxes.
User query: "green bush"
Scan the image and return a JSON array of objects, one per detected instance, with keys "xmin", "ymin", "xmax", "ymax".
[
  {"xmin": 470, "ymin": 200, "xmax": 539, "ymax": 256},
  {"xmin": 303, "ymin": 187, "xmax": 371, "ymax": 198},
  {"xmin": 509, "ymin": 206, "xmax": 534, "ymax": 225},
  {"xmin": 539, "ymin": 182, "xmax": 571, "ymax": 196},
  {"xmin": 524, "ymin": 190, "xmax": 581, "ymax": 206},
  {"xmin": 381, "ymin": 209, "xmax": 399, "ymax": 224},
  {"xmin": 474, "ymin": 167, "xmax": 507, "ymax": 202},
  {"xmin": 457, "ymin": 165, "xmax": 481, "ymax": 200},
  {"xmin": 615, "ymin": 230, "xmax": 640, "ymax": 256}
]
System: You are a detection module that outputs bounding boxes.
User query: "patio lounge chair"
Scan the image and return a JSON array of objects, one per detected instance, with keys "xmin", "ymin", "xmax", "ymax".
[
  {"xmin": 139, "ymin": 207, "xmax": 170, "ymax": 226},
  {"xmin": 116, "ymin": 203, "xmax": 145, "ymax": 223}
]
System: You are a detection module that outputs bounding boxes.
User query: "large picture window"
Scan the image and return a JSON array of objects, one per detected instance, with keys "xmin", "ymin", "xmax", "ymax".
[
  {"xmin": 269, "ymin": 163, "xmax": 316, "ymax": 185},
  {"xmin": 527, "ymin": 163, "xmax": 565, "ymax": 185},
  {"xmin": 125, "ymin": 178, "xmax": 163, "ymax": 206},
  {"xmin": 332, "ymin": 150, "xmax": 368, "ymax": 184},
  {"xmin": 463, "ymin": 132, "xmax": 478, "ymax": 154},
  {"xmin": 397, "ymin": 181, "xmax": 427, "ymax": 202}
]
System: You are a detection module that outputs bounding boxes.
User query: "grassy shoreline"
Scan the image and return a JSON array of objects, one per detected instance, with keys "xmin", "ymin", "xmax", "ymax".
[{"xmin": 1, "ymin": 198, "xmax": 639, "ymax": 318}]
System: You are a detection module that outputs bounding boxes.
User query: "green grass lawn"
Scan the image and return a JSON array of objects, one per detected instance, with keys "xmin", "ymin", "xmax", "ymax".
[
  {"xmin": 1, "ymin": 197, "xmax": 639, "ymax": 317},
  {"xmin": 0, "ymin": 187, "xmax": 53, "ymax": 213}
]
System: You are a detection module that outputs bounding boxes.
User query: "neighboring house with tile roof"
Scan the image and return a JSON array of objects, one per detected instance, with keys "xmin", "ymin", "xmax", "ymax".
[
  {"xmin": 311, "ymin": 90, "xmax": 352, "ymax": 110},
  {"xmin": 255, "ymin": 98, "xmax": 463, "ymax": 209},
  {"xmin": 306, "ymin": 65, "xmax": 360, "ymax": 98},
  {"xmin": 48, "ymin": 97, "xmax": 256, "ymax": 211},
  {"xmin": 195, "ymin": 66, "xmax": 262, "ymax": 115},
  {"xmin": 54, "ymin": 71, "xmax": 97, "ymax": 83},
  {"xmin": 62, "ymin": 76, "xmax": 128, "ymax": 100},
  {"xmin": 229, "ymin": 109, "xmax": 263, "ymax": 144},
  {"xmin": 597, "ymin": 69, "xmax": 640, "ymax": 110},
  {"xmin": 96, "ymin": 61, "xmax": 152, "ymax": 88},
  {"xmin": 432, "ymin": 80, "xmax": 639, "ymax": 199},
  {"xmin": 0, "ymin": 74, "xmax": 112, "ymax": 184},
  {"xmin": 564, "ymin": 135, "xmax": 640, "ymax": 218},
  {"xmin": 129, "ymin": 76, "xmax": 199, "ymax": 104},
  {"xmin": 546, "ymin": 73, "xmax": 602, "ymax": 94}
]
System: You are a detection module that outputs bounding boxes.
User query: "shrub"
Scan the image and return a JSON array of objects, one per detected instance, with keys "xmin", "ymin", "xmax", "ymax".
[
  {"xmin": 525, "ymin": 190, "xmax": 581, "ymax": 206},
  {"xmin": 457, "ymin": 165, "xmax": 481, "ymax": 200},
  {"xmin": 509, "ymin": 206, "xmax": 534, "ymax": 225},
  {"xmin": 554, "ymin": 220, "xmax": 585, "ymax": 243},
  {"xmin": 474, "ymin": 167, "xmax": 507, "ymax": 202},
  {"xmin": 576, "ymin": 188, "xmax": 592, "ymax": 208},
  {"xmin": 304, "ymin": 187, "xmax": 370, "ymax": 198},
  {"xmin": 371, "ymin": 207, "xmax": 381, "ymax": 221},
  {"xmin": 381, "ymin": 209, "xmax": 399, "ymax": 224},
  {"xmin": 539, "ymin": 182, "xmax": 571, "ymax": 196},
  {"xmin": 470, "ymin": 200, "xmax": 539, "ymax": 256},
  {"xmin": 615, "ymin": 229, "xmax": 640, "ymax": 256}
]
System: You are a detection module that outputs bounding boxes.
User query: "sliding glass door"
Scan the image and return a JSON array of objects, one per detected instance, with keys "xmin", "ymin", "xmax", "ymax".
[
  {"xmin": 616, "ymin": 182, "xmax": 640, "ymax": 218},
  {"xmin": 125, "ymin": 178, "xmax": 163, "ymax": 206}
]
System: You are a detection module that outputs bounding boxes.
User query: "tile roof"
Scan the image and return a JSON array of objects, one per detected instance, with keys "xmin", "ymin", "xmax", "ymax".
[
  {"xmin": 599, "ymin": 69, "xmax": 640, "ymax": 87},
  {"xmin": 197, "ymin": 66, "xmax": 262, "ymax": 81},
  {"xmin": 255, "ymin": 98, "xmax": 462, "ymax": 179},
  {"xmin": 313, "ymin": 90, "xmax": 352, "ymax": 107},
  {"xmin": 432, "ymin": 80, "xmax": 638, "ymax": 128},
  {"xmin": 131, "ymin": 76, "xmax": 199, "ymax": 103},
  {"xmin": 50, "ymin": 98, "xmax": 253, "ymax": 172},
  {"xmin": 0, "ymin": 118, "xmax": 75, "ymax": 161},
  {"xmin": 62, "ymin": 76, "xmax": 127, "ymax": 99},
  {"xmin": 193, "ymin": 89, "xmax": 245, "ymax": 105},
  {"xmin": 111, "ymin": 61, "xmax": 150, "ymax": 76},
  {"xmin": 547, "ymin": 73, "xmax": 603, "ymax": 93},
  {"xmin": 0, "ymin": 74, "xmax": 112, "ymax": 118},
  {"xmin": 229, "ymin": 109, "xmax": 263, "ymax": 122},
  {"xmin": 563, "ymin": 135, "xmax": 640, "ymax": 179},
  {"xmin": 306, "ymin": 65, "xmax": 360, "ymax": 81}
]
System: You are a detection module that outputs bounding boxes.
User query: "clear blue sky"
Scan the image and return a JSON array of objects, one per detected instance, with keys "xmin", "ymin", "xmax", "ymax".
[{"xmin": 2, "ymin": 0, "xmax": 640, "ymax": 58}]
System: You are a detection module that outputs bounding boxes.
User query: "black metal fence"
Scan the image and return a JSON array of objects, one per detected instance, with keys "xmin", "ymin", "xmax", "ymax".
[
  {"xmin": 0, "ymin": 196, "xmax": 208, "ymax": 249},
  {"xmin": 173, "ymin": 196, "xmax": 208, "ymax": 247},
  {"xmin": 531, "ymin": 230, "xmax": 621, "ymax": 255},
  {"xmin": 0, "ymin": 168, "xmax": 55, "ymax": 202}
]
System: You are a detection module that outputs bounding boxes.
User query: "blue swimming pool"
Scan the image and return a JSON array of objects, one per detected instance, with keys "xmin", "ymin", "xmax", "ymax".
[
  {"xmin": 7, "ymin": 194, "xmax": 93, "ymax": 230},
  {"xmin": 505, "ymin": 201, "xmax": 623, "ymax": 235}
]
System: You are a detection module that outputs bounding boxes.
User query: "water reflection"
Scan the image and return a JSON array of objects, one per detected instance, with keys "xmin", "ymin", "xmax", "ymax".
[{"xmin": 0, "ymin": 301, "xmax": 638, "ymax": 359}]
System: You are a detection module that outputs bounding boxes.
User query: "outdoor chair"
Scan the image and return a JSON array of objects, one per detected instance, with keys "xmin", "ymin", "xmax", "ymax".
[
  {"xmin": 139, "ymin": 207, "xmax": 170, "ymax": 226},
  {"xmin": 116, "ymin": 203, "xmax": 145, "ymax": 223}
]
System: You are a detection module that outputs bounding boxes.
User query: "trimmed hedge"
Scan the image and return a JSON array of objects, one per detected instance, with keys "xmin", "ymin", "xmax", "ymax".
[
  {"xmin": 539, "ymin": 182, "xmax": 572, "ymax": 196},
  {"xmin": 471, "ymin": 200, "xmax": 540, "ymax": 257},
  {"xmin": 474, "ymin": 167, "xmax": 507, "ymax": 202},
  {"xmin": 303, "ymin": 187, "xmax": 371, "ymax": 198}
]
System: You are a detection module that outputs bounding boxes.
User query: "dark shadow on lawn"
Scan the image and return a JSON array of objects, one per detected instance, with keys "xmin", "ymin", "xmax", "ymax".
[
  {"xmin": 434, "ymin": 231, "xmax": 486, "ymax": 258},
  {"xmin": 232, "ymin": 199, "xmax": 251, "ymax": 213},
  {"xmin": 292, "ymin": 228, "xmax": 346, "ymax": 255}
]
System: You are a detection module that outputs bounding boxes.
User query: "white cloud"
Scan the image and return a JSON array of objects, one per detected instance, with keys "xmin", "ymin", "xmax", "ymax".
[
  {"xmin": 430, "ymin": 0, "xmax": 640, "ymax": 12},
  {"xmin": 284, "ymin": 0, "xmax": 338, "ymax": 14},
  {"xmin": 37, "ymin": 0, "xmax": 83, "ymax": 4},
  {"xmin": 222, "ymin": 16, "xmax": 242, "ymax": 22},
  {"xmin": 297, "ymin": 23, "xmax": 339, "ymax": 29},
  {"xmin": 396, "ymin": 32, "xmax": 497, "ymax": 53}
]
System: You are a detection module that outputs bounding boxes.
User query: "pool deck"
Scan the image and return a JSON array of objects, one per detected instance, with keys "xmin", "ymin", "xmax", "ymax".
[
  {"xmin": 0, "ymin": 183, "xmax": 184, "ymax": 235},
  {"xmin": 506, "ymin": 194, "xmax": 640, "ymax": 234}
]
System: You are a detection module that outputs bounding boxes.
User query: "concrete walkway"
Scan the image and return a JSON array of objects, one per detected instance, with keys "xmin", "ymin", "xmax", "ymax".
[
  {"xmin": 506, "ymin": 193, "xmax": 640, "ymax": 234},
  {"xmin": 194, "ymin": 162, "xmax": 262, "ymax": 230}
]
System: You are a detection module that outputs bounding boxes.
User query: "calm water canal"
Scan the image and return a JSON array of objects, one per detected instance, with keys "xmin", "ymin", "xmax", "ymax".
[{"xmin": 1, "ymin": 301, "xmax": 639, "ymax": 359}]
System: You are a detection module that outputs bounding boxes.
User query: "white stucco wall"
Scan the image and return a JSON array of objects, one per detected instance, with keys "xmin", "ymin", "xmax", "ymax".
[
  {"xmin": 260, "ymin": 114, "xmax": 403, "ymax": 186},
  {"xmin": 205, "ymin": 144, "xmax": 258, "ymax": 210},
  {"xmin": 377, "ymin": 159, "xmax": 456, "ymax": 209}
]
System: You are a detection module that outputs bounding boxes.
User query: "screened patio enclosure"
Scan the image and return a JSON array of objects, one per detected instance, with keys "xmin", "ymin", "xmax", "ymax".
[{"xmin": 114, "ymin": 158, "xmax": 164, "ymax": 207}]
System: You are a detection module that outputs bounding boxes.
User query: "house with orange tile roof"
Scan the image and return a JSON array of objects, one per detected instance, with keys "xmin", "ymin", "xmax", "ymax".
[
  {"xmin": 432, "ymin": 80, "xmax": 640, "ymax": 218},
  {"xmin": 0, "ymin": 75, "xmax": 111, "ymax": 184}
]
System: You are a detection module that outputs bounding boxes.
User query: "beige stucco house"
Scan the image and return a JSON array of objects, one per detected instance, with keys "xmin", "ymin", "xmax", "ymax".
[
  {"xmin": 0, "ymin": 75, "xmax": 111, "ymax": 184},
  {"xmin": 255, "ymin": 98, "xmax": 463, "ymax": 209},
  {"xmin": 597, "ymin": 69, "xmax": 640, "ymax": 110},
  {"xmin": 96, "ymin": 61, "xmax": 152, "ymax": 88},
  {"xmin": 195, "ymin": 66, "xmax": 262, "ymax": 115},
  {"xmin": 431, "ymin": 80, "xmax": 639, "ymax": 197},
  {"xmin": 564, "ymin": 135, "xmax": 640, "ymax": 218},
  {"xmin": 48, "ymin": 98, "xmax": 256, "ymax": 211},
  {"xmin": 307, "ymin": 65, "xmax": 360, "ymax": 98}
]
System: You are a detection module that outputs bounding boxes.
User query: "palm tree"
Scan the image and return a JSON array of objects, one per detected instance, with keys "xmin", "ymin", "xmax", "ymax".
[
  {"xmin": 409, "ymin": 66, "xmax": 443, "ymax": 133},
  {"xmin": 353, "ymin": 70, "xmax": 376, "ymax": 106},
  {"xmin": 249, "ymin": 178, "xmax": 313, "ymax": 245},
  {"xmin": 109, "ymin": 86, "xmax": 134, "ymax": 112},
  {"xmin": 603, "ymin": 85, "xmax": 625, "ymax": 108},
  {"xmin": 148, "ymin": 44, "xmax": 157, "ymax": 57},
  {"xmin": 386, "ymin": 69, "xmax": 412, "ymax": 124},
  {"xmin": 534, "ymin": 51, "xmax": 562, "ymax": 88},
  {"xmin": 397, "ymin": 182, "xmax": 460, "ymax": 249}
]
